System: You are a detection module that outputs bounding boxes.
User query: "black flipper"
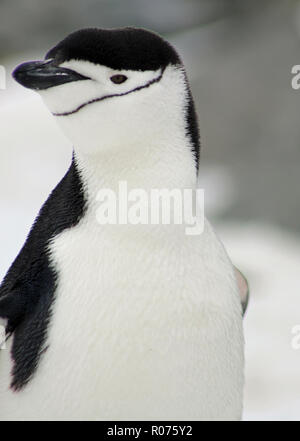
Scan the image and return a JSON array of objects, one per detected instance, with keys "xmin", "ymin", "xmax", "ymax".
[
  {"xmin": 0, "ymin": 156, "xmax": 86, "ymax": 390},
  {"xmin": 0, "ymin": 290, "xmax": 26, "ymax": 334}
]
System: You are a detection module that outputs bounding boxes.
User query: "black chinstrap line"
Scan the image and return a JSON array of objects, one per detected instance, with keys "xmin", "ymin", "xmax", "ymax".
[{"xmin": 52, "ymin": 67, "xmax": 166, "ymax": 117}]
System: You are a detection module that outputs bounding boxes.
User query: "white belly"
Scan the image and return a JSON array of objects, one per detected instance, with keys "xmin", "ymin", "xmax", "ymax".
[{"xmin": 0, "ymin": 218, "xmax": 244, "ymax": 420}]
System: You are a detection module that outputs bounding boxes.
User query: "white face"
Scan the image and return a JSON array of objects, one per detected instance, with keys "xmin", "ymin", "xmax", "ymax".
[{"xmin": 38, "ymin": 60, "xmax": 188, "ymax": 156}]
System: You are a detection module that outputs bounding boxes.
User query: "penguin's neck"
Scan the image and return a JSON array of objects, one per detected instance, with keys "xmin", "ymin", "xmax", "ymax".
[{"xmin": 74, "ymin": 137, "xmax": 198, "ymax": 203}]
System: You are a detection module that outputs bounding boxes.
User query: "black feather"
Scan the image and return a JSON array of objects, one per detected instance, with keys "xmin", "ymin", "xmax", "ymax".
[
  {"xmin": 0, "ymin": 157, "xmax": 86, "ymax": 390},
  {"xmin": 46, "ymin": 27, "xmax": 181, "ymax": 72}
]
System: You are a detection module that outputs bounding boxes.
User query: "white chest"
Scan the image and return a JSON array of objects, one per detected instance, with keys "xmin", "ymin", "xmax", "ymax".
[{"xmin": 0, "ymin": 216, "xmax": 244, "ymax": 420}]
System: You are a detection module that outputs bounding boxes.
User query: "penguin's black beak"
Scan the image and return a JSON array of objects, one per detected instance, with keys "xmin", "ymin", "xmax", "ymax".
[{"xmin": 12, "ymin": 60, "xmax": 90, "ymax": 90}]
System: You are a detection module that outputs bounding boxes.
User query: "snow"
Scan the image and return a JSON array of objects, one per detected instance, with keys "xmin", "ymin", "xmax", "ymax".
[
  {"xmin": 0, "ymin": 81, "xmax": 72, "ymax": 280},
  {"xmin": 1, "ymin": 88, "xmax": 300, "ymax": 420},
  {"xmin": 220, "ymin": 223, "xmax": 300, "ymax": 420}
]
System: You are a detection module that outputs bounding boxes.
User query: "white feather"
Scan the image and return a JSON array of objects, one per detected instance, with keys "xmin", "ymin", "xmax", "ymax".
[{"xmin": 0, "ymin": 61, "xmax": 244, "ymax": 420}]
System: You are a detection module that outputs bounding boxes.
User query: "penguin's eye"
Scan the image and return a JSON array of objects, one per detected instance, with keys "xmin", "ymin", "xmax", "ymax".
[{"xmin": 110, "ymin": 74, "xmax": 128, "ymax": 84}]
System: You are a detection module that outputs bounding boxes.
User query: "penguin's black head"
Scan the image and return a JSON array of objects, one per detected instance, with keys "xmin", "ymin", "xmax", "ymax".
[
  {"xmin": 46, "ymin": 27, "xmax": 181, "ymax": 72},
  {"xmin": 13, "ymin": 28, "xmax": 181, "ymax": 92},
  {"xmin": 12, "ymin": 27, "xmax": 199, "ymax": 166}
]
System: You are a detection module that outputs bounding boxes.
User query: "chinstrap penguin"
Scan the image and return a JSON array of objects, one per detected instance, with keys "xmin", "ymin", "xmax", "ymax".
[{"xmin": 0, "ymin": 28, "xmax": 246, "ymax": 420}]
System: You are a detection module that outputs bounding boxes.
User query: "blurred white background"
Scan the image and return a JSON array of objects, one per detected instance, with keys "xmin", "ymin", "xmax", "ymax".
[{"xmin": 1, "ymin": 0, "xmax": 300, "ymax": 420}]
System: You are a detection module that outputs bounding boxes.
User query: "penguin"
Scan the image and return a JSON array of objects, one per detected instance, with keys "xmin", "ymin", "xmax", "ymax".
[{"xmin": 0, "ymin": 27, "xmax": 246, "ymax": 420}]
